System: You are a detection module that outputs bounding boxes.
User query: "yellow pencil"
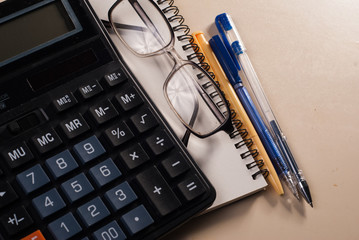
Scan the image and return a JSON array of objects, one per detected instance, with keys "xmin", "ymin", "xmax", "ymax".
[{"xmin": 192, "ymin": 31, "xmax": 284, "ymax": 195}]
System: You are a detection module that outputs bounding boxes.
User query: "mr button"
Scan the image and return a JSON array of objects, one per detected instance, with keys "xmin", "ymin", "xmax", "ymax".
[{"xmin": 59, "ymin": 114, "xmax": 90, "ymax": 139}]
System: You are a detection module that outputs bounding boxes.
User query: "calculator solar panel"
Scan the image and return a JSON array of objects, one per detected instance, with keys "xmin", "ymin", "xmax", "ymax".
[{"xmin": 0, "ymin": 0, "xmax": 215, "ymax": 239}]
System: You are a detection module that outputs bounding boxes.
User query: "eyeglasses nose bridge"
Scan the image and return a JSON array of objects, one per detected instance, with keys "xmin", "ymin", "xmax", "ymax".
[{"xmin": 166, "ymin": 47, "xmax": 186, "ymax": 70}]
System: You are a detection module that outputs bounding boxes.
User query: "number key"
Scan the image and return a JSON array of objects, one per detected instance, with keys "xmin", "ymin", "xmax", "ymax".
[
  {"xmin": 77, "ymin": 197, "xmax": 110, "ymax": 227},
  {"xmin": 45, "ymin": 150, "xmax": 79, "ymax": 179},
  {"xmin": 89, "ymin": 158, "xmax": 122, "ymax": 188},
  {"xmin": 104, "ymin": 182, "xmax": 137, "ymax": 211},
  {"xmin": 48, "ymin": 213, "xmax": 82, "ymax": 240},
  {"xmin": 61, "ymin": 173, "xmax": 94, "ymax": 203},
  {"xmin": 32, "ymin": 189, "xmax": 66, "ymax": 219},
  {"xmin": 93, "ymin": 221, "xmax": 126, "ymax": 240},
  {"xmin": 16, "ymin": 164, "xmax": 50, "ymax": 194},
  {"xmin": 73, "ymin": 135, "xmax": 106, "ymax": 164}
]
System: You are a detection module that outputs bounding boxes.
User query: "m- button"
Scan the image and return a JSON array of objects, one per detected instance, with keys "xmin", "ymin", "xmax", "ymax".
[{"xmin": 88, "ymin": 100, "xmax": 119, "ymax": 125}]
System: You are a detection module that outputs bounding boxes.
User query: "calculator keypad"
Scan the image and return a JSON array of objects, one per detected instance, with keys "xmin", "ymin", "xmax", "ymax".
[{"xmin": 0, "ymin": 63, "xmax": 214, "ymax": 240}]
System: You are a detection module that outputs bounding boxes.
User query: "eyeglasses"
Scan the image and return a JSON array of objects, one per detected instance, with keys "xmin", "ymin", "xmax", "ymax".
[{"xmin": 108, "ymin": 0, "xmax": 233, "ymax": 145}]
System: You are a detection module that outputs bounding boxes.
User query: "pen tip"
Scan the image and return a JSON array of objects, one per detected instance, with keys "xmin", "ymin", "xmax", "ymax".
[{"xmin": 310, "ymin": 202, "xmax": 313, "ymax": 208}]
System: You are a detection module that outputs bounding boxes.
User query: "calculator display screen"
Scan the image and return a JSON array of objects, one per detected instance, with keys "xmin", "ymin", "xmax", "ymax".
[{"xmin": 0, "ymin": 0, "xmax": 82, "ymax": 67}]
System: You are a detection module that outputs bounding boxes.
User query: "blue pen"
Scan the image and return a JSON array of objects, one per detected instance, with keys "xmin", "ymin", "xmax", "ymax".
[
  {"xmin": 215, "ymin": 13, "xmax": 312, "ymax": 206},
  {"xmin": 209, "ymin": 35, "xmax": 299, "ymax": 199}
]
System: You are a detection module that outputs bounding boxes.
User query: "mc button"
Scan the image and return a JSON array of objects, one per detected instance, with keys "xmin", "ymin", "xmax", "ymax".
[{"xmin": 30, "ymin": 128, "xmax": 62, "ymax": 154}]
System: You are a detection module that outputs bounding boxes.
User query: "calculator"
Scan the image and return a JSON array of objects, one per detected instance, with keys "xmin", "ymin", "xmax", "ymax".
[{"xmin": 0, "ymin": 0, "xmax": 215, "ymax": 239}]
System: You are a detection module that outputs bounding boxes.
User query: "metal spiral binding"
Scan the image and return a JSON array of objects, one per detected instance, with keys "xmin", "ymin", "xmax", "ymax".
[{"xmin": 157, "ymin": 0, "xmax": 267, "ymax": 180}]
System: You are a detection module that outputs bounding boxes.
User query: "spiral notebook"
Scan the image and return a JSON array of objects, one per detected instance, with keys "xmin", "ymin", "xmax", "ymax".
[{"xmin": 89, "ymin": 0, "xmax": 267, "ymax": 212}]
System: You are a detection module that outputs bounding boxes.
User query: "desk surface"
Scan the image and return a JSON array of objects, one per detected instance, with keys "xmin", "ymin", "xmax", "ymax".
[{"xmin": 161, "ymin": 0, "xmax": 359, "ymax": 239}]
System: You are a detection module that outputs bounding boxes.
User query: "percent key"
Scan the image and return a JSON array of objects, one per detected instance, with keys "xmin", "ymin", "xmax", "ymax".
[{"xmin": 104, "ymin": 122, "xmax": 134, "ymax": 147}]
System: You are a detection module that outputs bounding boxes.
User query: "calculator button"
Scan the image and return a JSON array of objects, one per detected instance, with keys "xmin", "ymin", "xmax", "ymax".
[
  {"xmin": 30, "ymin": 128, "xmax": 62, "ymax": 154},
  {"xmin": 52, "ymin": 92, "xmax": 77, "ymax": 112},
  {"xmin": 0, "ymin": 206, "xmax": 33, "ymax": 236},
  {"xmin": 45, "ymin": 150, "xmax": 79, "ymax": 179},
  {"xmin": 59, "ymin": 114, "xmax": 90, "ymax": 139},
  {"xmin": 16, "ymin": 164, "xmax": 50, "ymax": 194},
  {"xmin": 48, "ymin": 213, "xmax": 82, "ymax": 240},
  {"xmin": 32, "ymin": 188, "xmax": 66, "ymax": 219},
  {"xmin": 115, "ymin": 86, "xmax": 143, "ymax": 111},
  {"xmin": 77, "ymin": 197, "xmax": 110, "ymax": 227},
  {"xmin": 136, "ymin": 167, "xmax": 181, "ymax": 216},
  {"xmin": 88, "ymin": 99, "xmax": 119, "ymax": 125},
  {"xmin": 177, "ymin": 175, "xmax": 206, "ymax": 201},
  {"xmin": 21, "ymin": 230, "xmax": 46, "ymax": 240},
  {"xmin": 73, "ymin": 135, "xmax": 106, "ymax": 164},
  {"xmin": 2, "ymin": 142, "xmax": 34, "ymax": 169},
  {"xmin": 161, "ymin": 153, "xmax": 190, "ymax": 178},
  {"xmin": 103, "ymin": 69, "xmax": 127, "ymax": 87},
  {"xmin": 104, "ymin": 121, "xmax": 134, "ymax": 147},
  {"xmin": 93, "ymin": 221, "xmax": 126, "ymax": 240},
  {"xmin": 120, "ymin": 205, "xmax": 154, "ymax": 236},
  {"xmin": 145, "ymin": 130, "xmax": 174, "ymax": 156},
  {"xmin": 119, "ymin": 144, "xmax": 150, "ymax": 170},
  {"xmin": 130, "ymin": 107, "xmax": 158, "ymax": 133},
  {"xmin": 0, "ymin": 182, "xmax": 18, "ymax": 209},
  {"xmin": 104, "ymin": 181, "xmax": 137, "ymax": 211},
  {"xmin": 61, "ymin": 173, "xmax": 94, "ymax": 203},
  {"xmin": 78, "ymin": 80, "xmax": 103, "ymax": 100},
  {"xmin": 89, "ymin": 158, "xmax": 122, "ymax": 187}
]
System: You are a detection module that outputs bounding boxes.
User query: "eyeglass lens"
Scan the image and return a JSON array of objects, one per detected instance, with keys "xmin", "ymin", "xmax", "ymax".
[
  {"xmin": 110, "ymin": 0, "xmax": 231, "ymax": 138},
  {"xmin": 110, "ymin": 0, "xmax": 172, "ymax": 55}
]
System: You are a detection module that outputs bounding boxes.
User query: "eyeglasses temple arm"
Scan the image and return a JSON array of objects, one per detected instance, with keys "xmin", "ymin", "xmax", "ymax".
[{"xmin": 101, "ymin": 19, "xmax": 147, "ymax": 32}]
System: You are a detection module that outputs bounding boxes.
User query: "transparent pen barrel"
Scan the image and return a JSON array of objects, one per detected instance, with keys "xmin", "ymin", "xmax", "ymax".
[{"xmin": 237, "ymin": 53, "xmax": 279, "ymax": 136}]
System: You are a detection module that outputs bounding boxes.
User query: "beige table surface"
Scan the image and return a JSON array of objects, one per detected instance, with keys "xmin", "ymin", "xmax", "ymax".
[{"xmin": 159, "ymin": 0, "xmax": 359, "ymax": 240}]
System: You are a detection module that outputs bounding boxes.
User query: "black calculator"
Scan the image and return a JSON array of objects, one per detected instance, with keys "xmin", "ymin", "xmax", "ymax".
[{"xmin": 0, "ymin": 0, "xmax": 215, "ymax": 239}]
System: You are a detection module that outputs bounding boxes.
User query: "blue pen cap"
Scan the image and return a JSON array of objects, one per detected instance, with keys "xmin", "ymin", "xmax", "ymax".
[
  {"xmin": 216, "ymin": 13, "xmax": 233, "ymax": 31},
  {"xmin": 209, "ymin": 35, "xmax": 242, "ymax": 85},
  {"xmin": 215, "ymin": 13, "xmax": 241, "ymax": 70}
]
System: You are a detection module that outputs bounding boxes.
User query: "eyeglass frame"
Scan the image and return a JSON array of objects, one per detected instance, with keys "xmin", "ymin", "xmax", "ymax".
[{"xmin": 108, "ymin": 0, "xmax": 233, "ymax": 139}]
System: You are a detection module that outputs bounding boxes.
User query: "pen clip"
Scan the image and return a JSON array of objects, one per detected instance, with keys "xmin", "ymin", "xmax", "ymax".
[{"xmin": 209, "ymin": 35, "xmax": 241, "ymax": 86}]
